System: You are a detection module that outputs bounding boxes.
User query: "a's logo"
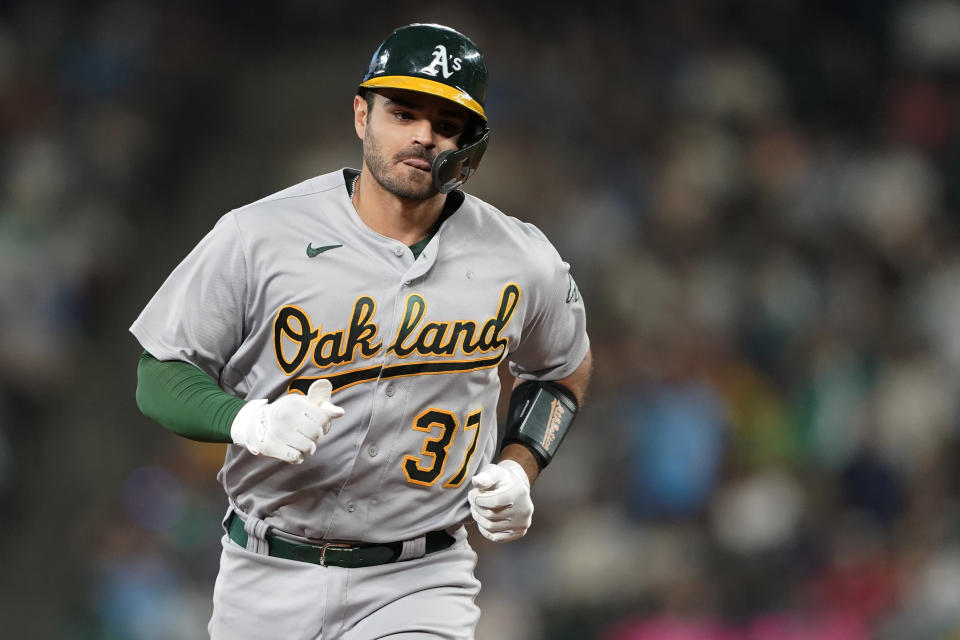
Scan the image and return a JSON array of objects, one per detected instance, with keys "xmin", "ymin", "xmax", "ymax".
[
  {"xmin": 420, "ymin": 45, "xmax": 462, "ymax": 79},
  {"xmin": 306, "ymin": 243, "xmax": 343, "ymax": 257}
]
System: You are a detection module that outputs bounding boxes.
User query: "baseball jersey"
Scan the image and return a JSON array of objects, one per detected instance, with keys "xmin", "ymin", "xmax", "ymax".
[{"xmin": 130, "ymin": 168, "xmax": 589, "ymax": 543}]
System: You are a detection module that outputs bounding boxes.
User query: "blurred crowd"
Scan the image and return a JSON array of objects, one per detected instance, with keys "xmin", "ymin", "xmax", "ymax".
[{"xmin": 2, "ymin": 1, "xmax": 960, "ymax": 639}]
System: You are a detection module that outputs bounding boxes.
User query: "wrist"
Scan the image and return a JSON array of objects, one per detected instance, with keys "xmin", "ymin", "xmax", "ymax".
[
  {"xmin": 499, "ymin": 444, "xmax": 538, "ymax": 486},
  {"xmin": 231, "ymin": 399, "xmax": 267, "ymax": 448}
]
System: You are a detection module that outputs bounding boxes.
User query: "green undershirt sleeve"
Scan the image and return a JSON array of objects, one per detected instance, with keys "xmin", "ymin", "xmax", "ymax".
[{"xmin": 135, "ymin": 351, "xmax": 246, "ymax": 443}]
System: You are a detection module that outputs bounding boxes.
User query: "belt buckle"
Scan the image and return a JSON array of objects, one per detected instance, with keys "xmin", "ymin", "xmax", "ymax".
[{"xmin": 318, "ymin": 541, "xmax": 353, "ymax": 566}]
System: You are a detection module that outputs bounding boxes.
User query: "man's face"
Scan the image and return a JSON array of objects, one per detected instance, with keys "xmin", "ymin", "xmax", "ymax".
[{"xmin": 354, "ymin": 89, "xmax": 469, "ymax": 201}]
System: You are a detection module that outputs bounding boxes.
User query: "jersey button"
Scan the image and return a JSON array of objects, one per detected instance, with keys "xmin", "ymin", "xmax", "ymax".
[
  {"xmin": 385, "ymin": 385, "xmax": 395, "ymax": 397},
  {"xmin": 393, "ymin": 246, "xmax": 405, "ymax": 257},
  {"xmin": 368, "ymin": 445, "xmax": 379, "ymax": 457},
  {"xmin": 345, "ymin": 502, "xmax": 356, "ymax": 513}
]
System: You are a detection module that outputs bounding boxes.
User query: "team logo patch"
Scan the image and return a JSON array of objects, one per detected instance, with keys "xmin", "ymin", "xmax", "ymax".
[
  {"xmin": 566, "ymin": 274, "xmax": 580, "ymax": 303},
  {"xmin": 420, "ymin": 45, "xmax": 462, "ymax": 79}
]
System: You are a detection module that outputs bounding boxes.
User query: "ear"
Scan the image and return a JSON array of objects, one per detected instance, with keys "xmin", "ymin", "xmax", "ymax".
[{"xmin": 354, "ymin": 94, "xmax": 369, "ymax": 140}]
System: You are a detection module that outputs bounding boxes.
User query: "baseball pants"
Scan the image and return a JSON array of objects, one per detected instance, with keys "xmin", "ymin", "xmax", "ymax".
[{"xmin": 207, "ymin": 526, "xmax": 481, "ymax": 639}]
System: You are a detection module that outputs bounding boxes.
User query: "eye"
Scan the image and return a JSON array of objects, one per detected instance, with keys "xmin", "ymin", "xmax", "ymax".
[
  {"xmin": 436, "ymin": 120, "xmax": 464, "ymax": 137},
  {"xmin": 393, "ymin": 109, "xmax": 414, "ymax": 121}
]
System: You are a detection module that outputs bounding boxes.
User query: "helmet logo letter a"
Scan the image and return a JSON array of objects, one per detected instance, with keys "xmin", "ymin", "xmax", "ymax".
[{"xmin": 420, "ymin": 45, "xmax": 462, "ymax": 79}]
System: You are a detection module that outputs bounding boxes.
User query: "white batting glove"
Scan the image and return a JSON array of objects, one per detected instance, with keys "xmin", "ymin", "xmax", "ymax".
[
  {"xmin": 468, "ymin": 459, "xmax": 534, "ymax": 543},
  {"xmin": 230, "ymin": 379, "xmax": 345, "ymax": 464}
]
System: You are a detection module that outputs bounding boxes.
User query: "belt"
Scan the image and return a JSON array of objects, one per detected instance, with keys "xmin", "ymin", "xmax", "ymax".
[{"xmin": 226, "ymin": 513, "xmax": 456, "ymax": 568}]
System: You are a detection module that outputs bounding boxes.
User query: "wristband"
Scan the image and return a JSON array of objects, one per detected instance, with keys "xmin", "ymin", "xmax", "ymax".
[{"xmin": 501, "ymin": 380, "xmax": 578, "ymax": 470}]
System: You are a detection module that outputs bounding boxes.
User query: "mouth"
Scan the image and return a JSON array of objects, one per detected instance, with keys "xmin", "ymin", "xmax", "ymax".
[{"xmin": 401, "ymin": 157, "xmax": 432, "ymax": 172}]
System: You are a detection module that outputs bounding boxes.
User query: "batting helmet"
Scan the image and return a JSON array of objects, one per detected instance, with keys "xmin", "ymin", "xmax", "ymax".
[{"xmin": 359, "ymin": 23, "xmax": 490, "ymax": 193}]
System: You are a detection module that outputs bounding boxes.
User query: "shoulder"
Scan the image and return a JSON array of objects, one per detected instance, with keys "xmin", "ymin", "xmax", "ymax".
[
  {"xmin": 457, "ymin": 192, "xmax": 562, "ymax": 269},
  {"xmin": 228, "ymin": 169, "xmax": 348, "ymax": 222}
]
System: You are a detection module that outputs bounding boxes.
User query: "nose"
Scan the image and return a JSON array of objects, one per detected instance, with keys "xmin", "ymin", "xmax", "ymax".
[{"xmin": 410, "ymin": 118, "xmax": 435, "ymax": 149}]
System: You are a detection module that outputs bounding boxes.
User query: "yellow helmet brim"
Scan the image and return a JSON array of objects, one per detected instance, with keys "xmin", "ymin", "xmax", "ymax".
[{"xmin": 359, "ymin": 75, "xmax": 486, "ymax": 121}]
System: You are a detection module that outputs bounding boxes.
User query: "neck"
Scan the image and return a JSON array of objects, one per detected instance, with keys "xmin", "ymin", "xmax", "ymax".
[{"xmin": 351, "ymin": 168, "xmax": 446, "ymax": 246}]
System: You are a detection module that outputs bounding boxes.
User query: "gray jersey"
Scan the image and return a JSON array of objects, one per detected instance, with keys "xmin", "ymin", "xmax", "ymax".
[{"xmin": 130, "ymin": 169, "xmax": 589, "ymax": 543}]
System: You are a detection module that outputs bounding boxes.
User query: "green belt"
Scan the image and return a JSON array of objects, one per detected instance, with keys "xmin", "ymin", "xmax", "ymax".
[{"xmin": 227, "ymin": 513, "xmax": 456, "ymax": 568}]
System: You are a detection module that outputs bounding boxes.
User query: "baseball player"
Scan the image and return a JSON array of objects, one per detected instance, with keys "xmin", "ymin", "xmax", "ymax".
[{"xmin": 131, "ymin": 23, "xmax": 591, "ymax": 639}]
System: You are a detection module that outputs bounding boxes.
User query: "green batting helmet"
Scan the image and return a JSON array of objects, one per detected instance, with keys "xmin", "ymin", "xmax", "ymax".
[{"xmin": 359, "ymin": 23, "xmax": 490, "ymax": 193}]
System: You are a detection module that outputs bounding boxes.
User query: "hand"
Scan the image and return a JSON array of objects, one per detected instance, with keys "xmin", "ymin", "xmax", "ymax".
[
  {"xmin": 230, "ymin": 379, "xmax": 345, "ymax": 464},
  {"xmin": 468, "ymin": 459, "xmax": 534, "ymax": 543}
]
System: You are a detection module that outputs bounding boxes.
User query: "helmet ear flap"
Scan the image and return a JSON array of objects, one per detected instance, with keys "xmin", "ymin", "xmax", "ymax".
[{"xmin": 431, "ymin": 129, "xmax": 490, "ymax": 194}]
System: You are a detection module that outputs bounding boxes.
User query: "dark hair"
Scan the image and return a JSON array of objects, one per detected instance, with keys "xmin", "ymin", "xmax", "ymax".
[{"xmin": 359, "ymin": 89, "xmax": 376, "ymax": 116}]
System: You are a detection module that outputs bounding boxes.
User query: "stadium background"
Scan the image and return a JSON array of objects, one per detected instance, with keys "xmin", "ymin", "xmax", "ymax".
[{"xmin": 2, "ymin": 1, "xmax": 960, "ymax": 638}]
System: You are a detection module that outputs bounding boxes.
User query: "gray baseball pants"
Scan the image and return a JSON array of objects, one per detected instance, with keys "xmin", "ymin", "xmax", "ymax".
[{"xmin": 207, "ymin": 527, "xmax": 481, "ymax": 639}]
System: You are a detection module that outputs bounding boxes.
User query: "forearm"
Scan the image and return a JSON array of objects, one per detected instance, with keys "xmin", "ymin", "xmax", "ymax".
[
  {"xmin": 502, "ymin": 349, "xmax": 594, "ymax": 485},
  {"xmin": 538, "ymin": 348, "xmax": 593, "ymax": 405},
  {"xmin": 135, "ymin": 351, "xmax": 245, "ymax": 442}
]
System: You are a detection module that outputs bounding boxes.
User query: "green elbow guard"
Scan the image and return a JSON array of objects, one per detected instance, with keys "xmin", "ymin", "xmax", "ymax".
[{"xmin": 501, "ymin": 380, "xmax": 578, "ymax": 470}]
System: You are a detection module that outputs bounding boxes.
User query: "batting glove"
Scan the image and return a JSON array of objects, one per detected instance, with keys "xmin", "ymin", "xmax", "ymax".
[
  {"xmin": 468, "ymin": 459, "xmax": 534, "ymax": 543},
  {"xmin": 230, "ymin": 379, "xmax": 345, "ymax": 464}
]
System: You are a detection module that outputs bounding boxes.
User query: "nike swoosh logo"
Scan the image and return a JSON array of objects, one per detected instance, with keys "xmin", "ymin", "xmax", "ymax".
[{"xmin": 306, "ymin": 243, "xmax": 343, "ymax": 257}]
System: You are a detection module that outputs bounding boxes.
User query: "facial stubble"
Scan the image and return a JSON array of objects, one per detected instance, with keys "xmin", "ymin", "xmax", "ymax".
[{"xmin": 363, "ymin": 120, "xmax": 439, "ymax": 201}]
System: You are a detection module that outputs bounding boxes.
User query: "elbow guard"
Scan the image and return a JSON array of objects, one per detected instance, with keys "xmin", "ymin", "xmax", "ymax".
[{"xmin": 501, "ymin": 380, "xmax": 578, "ymax": 470}]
